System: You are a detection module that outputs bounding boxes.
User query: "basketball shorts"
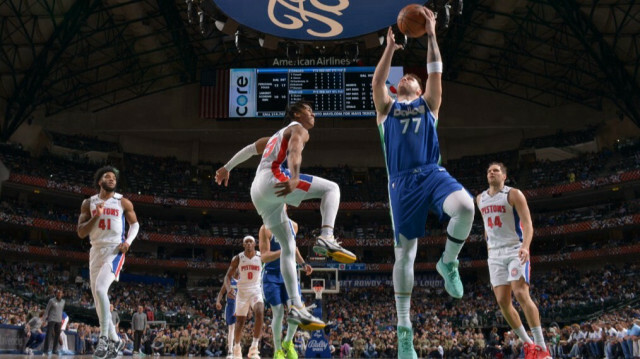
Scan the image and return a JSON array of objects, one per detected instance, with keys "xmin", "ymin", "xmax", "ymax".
[
  {"xmin": 89, "ymin": 244, "xmax": 125, "ymax": 283},
  {"xmin": 250, "ymin": 170, "xmax": 315, "ymax": 228},
  {"xmin": 487, "ymin": 245, "xmax": 530, "ymax": 287},
  {"xmin": 263, "ymin": 280, "xmax": 302, "ymax": 307},
  {"xmin": 235, "ymin": 286, "xmax": 263, "ymax": 317},
  {"xmin": 225, "ymin": 299, "xmax": 236, "ymax": 325},
  {"xmin": 388, "ymin": 164, "xmax": 465, "ymax": 244}
]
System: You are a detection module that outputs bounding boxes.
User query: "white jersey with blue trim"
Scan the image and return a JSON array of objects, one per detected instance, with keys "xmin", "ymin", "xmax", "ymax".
[
  {"xmin": 88, "ymin": 193, "xmax": 125, "ymax": 247},
  {"xmin": 478, "ymin": 186, "xmax": 523, "ymax": 250},
  {"xmin": 256, "ymin": 121, "xmax": 302, "ymax": 179}
]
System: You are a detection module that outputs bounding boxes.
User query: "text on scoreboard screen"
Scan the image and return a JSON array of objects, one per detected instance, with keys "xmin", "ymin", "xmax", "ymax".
[{"xmin": 229, "ymin": 67, "xmax": 404, "ymax": 118}]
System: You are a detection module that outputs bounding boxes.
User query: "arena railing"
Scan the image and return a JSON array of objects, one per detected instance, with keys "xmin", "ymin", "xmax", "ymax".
[{"xmin": 7, "ymin": 169, "xmax": 640, "ymax": 210}]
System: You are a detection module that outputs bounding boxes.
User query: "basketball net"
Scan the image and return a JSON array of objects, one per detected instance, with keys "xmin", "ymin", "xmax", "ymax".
[{"xmin": 312, "ymin": 284, "xmax": 324, "ymax": 300}]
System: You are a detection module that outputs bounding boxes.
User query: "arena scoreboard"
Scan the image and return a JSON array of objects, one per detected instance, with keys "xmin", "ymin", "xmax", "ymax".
[{"xmin": 229, "ymin": 67, "xmax": 403, "ymax": 118}]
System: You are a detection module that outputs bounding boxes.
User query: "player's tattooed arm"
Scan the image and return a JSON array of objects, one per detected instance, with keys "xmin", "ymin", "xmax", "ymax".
[{"xmin": 77, "ymin": 199, "xmax": 101, "ymax": 238}]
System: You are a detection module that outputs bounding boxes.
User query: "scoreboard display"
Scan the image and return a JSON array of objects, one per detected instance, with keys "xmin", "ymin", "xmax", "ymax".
[{"xmin": 229, "ymin": 67, "xmax": 403, "ymax": 118}]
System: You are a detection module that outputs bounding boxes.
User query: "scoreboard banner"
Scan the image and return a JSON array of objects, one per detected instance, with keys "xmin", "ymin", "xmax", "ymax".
[{"xmin": 229, "ymin": 66, "xmax": 403, "ymax": 118}]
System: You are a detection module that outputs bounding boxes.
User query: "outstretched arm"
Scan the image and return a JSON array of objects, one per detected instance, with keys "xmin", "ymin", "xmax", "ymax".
[
  {"xmin": 215, "ymin": 137, "xmax": 270, "ymax": 187},
  {"xmin": 373, "ymin": 27, "xmax": 403, "ymax": 124},
  {"xmin": 422, "ymin": 7, "xmax": 442, "ymax": 118}
]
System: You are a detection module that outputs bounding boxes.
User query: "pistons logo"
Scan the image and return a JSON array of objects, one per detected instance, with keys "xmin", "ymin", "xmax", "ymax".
[{"xmin": 511, "ymin": 268, "xmax": 519, "ymax": 276}]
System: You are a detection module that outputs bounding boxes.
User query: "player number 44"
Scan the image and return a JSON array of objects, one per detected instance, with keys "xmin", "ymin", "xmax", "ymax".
[
  {"xmin": 400, "ymin": 117, "xmax": 422, "ymax": 134},
  {"xmin": 487, "ymin": 216, "xmax": 502, "ymax": 229}
]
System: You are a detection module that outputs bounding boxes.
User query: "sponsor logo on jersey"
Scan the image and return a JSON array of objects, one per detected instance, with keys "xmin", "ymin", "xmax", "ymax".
[{"xmin": 393, "ymin": 105, "xmax": 426, "ymax": 118}]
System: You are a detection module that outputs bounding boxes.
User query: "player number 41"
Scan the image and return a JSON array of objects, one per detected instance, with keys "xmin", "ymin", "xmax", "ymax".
[
  {"xmin": 487, "ymin": 216, "xmax": 502, "ymax": 229},
  {"xmin": 98, "ymin": 219, "xmax": 111, "ymax": 230},
  {"xmin": 400, "ymin": 117, "xmax": 422, "ymax": 134}
]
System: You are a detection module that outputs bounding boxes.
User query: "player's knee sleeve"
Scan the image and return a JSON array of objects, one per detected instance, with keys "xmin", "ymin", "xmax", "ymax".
[{"xmin": 443, "ymin": 189, "xmax": 475, "ymax": 240}]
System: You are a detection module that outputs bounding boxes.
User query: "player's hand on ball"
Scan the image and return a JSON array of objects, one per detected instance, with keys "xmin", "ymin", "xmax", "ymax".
[
  {"xmin": 215, "ymin": 167, "xmax": 230, "ymax": 187},
  {"xmin": 215, "ymin": 302, "xmax": 222, "ymax": 311},
  {"xmin": 423, "ymin": 7, "xmax": 436, "ymax": 36},
  {"xmin": 118, "ymin": 242, "xmax": 130, "ymax": 253},
  {"xmin": 518, "ymin": 247, "xmax": 529, "ymax": 264},
  {"xmin": 386, "ymin": 27, "xmax": 403, "ymax": 51},
  {"xmin": 274, "ymin": 178, "xmax": 299, "ymax": 197}
]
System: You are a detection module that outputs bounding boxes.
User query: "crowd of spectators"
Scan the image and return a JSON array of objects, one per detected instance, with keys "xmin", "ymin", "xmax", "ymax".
[
  {"xmin": 2, "ymin": 135, "xmax": 639, "ymax": 204},
  {"xmin": 521, "ymin": 128, "xmax": 597, "ymax": 149},
  {"xmin": 48, "ymin": 132, "xmax": 120, "ymax": 153},
  {"xmin": 1, "ymin": 257, "xmax": 639, "ymax": 357}
]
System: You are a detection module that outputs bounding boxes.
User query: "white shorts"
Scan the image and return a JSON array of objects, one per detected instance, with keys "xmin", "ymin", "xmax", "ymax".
[
  {"xmin": 250, "ymin": 170, "xmax": 314, "ymax": 228},
  {"xmin": 235, "ymin": 286, "xmax": 263, "ymax": 317},
  {"xmin": 487, "ymin": 246, "xmax": 530, "ymax": 287},
  {"xmin": 89, "ymin": 244, "xmax": 125, "ymax": 283}
]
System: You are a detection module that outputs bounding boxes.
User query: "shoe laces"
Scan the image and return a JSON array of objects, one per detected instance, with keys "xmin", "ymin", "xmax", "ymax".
[{"xmin": 96, "ymin": 337, "xmax": 109, "ymax": 352}]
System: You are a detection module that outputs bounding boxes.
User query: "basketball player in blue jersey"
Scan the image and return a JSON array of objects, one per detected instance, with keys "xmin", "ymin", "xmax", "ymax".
[
  {"xmin": 77, "ymin": 166, "xmax": 140, "ymax": 359},
  {"xmin": 477, "ymin": 163, "xmax": 550, "ymax": 359},
  {"xmin": 215, "ymin": 102, "xmax": 356, "ymax": 331},
  {"xmin": 216, "ymin": 272, "xmax": 239, "ymax": 359},
  {"xmin": 372, "ymin": 9, "xmax": 475, "ymax": 358},
  {"xmin": 259, "ymin": 218, "xmax": 313, "ymax": 359}
]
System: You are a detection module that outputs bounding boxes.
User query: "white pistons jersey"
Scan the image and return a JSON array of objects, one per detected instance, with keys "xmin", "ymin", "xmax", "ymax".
[
  {"xmin": 256, "ymin": 121, "xmax": 302, "ymax": 180},
  {"xmin": 237, "ymin": 251, "xmax": 262, "ymax": 290},
  {"xmin": 88, "ymin": 193, "xmax": 125, "ymax": 247},
  {"xmin": 478, "ymin": 186, "xmax": 523, "ymax": 250}
]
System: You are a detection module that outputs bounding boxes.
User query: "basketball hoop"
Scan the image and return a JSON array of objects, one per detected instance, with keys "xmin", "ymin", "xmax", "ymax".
[{"xmin": 312, "ymin": 284, "xmax": 324, "ymax": 300}]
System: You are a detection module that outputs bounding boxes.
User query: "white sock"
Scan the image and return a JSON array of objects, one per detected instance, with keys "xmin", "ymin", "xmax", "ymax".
[
  {"xmin": 272, "ymin": 305, "xmax": 284, "ymax": 351},
  {"xmin": 269, "ymin": 222, "xmax": 303, "ymax": 307},
  {"xmin": 228, "ymin": 324, "xmax": 235, "ymax": 353},
  {"xmin": 531, "ymin": 326, "xmax": 546, "ymax": 349},
  {"xmin": 252, "ymin": 337, "xmax": 260, "ymax": 347},
  {"xmin": 441, "ymin": 190, "xmax": 474, "ymax": 263},
  {"xmin": 513, "ymin": 325, "xmax": 533, "ymax": 344},
  {"xmin": 284, "ymin": 322, "xmax": 298, "ymax": 343},
  {"xmin": 320, "ymin": 226, "xmax": 333, "ymax": 238},
  {"xmin": 442, "ymin": 235, "xmax": 465, "ymax": 263},
  {"xmin": 393, "ymin": 235, "xmax": 417, "ymax": 328}
]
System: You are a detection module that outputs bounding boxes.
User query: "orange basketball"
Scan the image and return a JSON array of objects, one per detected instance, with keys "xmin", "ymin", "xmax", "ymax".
[{"xmin": 397, "ymin": 4, "xmax": 427, "ymax": 38}]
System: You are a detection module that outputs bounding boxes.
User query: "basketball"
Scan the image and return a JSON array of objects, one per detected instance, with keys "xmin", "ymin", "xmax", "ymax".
[{"xmin": 397, "ymin": 4, "xmax": 427, "ymax": 38}]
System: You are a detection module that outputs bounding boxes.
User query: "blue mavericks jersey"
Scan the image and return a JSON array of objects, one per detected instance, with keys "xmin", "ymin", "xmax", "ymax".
[
  {"xmin": 229, "ymin": 277, "xmax": 238, "ymax": 299},
  {"xmin": 263, "ymin": 235, "xmax": 284, "ymax": 284},
  {"xmin": 379, "ymin": 97, "xmax": 440, "ymax": 176}
]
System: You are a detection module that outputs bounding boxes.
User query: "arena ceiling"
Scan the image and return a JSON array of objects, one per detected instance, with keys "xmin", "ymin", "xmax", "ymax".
[{"xmin": 1, "ymin": 0, "xmax": 639, "ymax": 141}]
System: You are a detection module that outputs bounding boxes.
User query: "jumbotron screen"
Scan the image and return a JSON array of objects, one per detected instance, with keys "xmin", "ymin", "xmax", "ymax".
[{"xmin": 229, "ymin": 67, "xmax": 403, "ymax": 118}]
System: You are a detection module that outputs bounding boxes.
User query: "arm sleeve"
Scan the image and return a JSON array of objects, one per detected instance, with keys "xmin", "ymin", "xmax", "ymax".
[
  {"xmin": 125, "ymin": 222, "xmax": 140, "ymax": 245},
  {"xmin": 223, "ymin": 142, "xmax": 259, "ymax": 171}
]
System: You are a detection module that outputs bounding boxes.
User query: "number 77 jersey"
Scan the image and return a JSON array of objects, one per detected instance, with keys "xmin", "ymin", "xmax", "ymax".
[
  {"xmin": 478, "ymin": 185, "xmax": 523, "ymax": 250},
  {"xmin": 378, "ymin": 97, "xmax": 441, "ymax": 176}
]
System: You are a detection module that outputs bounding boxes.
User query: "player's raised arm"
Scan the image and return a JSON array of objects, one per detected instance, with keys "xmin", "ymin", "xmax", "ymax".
[
  {"xmin": 224, "ymin": 255, "xmax": 240, "ymax": 298},
  {"xmin": 373, "ymin": 27, "xmax": 402, "ymax": 123},
  {"xmin": 216, "ymin": 136, "xmax": 270, "ymax": 187},
  {"xmin": 259, "ymin": 225, "xmax": 280, "ymax": 263},
  {"xmin": 77, "ymin": 199, "xmax": 101, "ymax": 239},
  {"xmin": 509, "ymin": 189, "xmax": 533, "ymax": 264},
  {"xmin": 422, "ymin": 7, "xmax": 442, "ymax": 118}
]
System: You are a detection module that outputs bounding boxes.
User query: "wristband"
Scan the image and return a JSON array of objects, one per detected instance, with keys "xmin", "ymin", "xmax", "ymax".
[{"xmin": 427, "ymin": 61, "xmax": 443, "ymax": 74}]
